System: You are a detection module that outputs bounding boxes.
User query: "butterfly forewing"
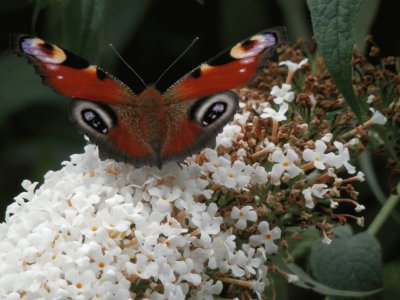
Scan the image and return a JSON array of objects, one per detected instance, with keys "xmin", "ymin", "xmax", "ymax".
[
  {"xmin": 163, "ymin": 26, "xmax": 288, "ymax": 102},
  {"xmin": 11, "ymin": 35, "xmax": 135, "ymax": 105}
]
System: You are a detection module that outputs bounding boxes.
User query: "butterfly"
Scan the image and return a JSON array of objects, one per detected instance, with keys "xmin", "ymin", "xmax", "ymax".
[{"xmin": 11, "ymin": 27, "xmax": 287, "ymax": 168}]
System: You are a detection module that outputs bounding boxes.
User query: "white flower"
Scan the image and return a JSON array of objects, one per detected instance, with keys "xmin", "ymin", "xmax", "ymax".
[
  {"xmin": 202, "ymin": 149, "xmax": 231, "ymax": 172},
  {"xmin": 355, "ymin": 204, "xmax": 366, "ymax": 212},
  {"xmin": 303, "ymin": 140, "xmax": 336, "ymax": 170},
  {"xmin": 309, "ymin": 94, "xmax": 317, "ymax": 110},
  {"xmin": 219, "ymin": 250, "xmax": 247, "ymax": 277},
  {"xmin": 126, "ymin": 254, "xmax": 158, "ymax": 280},
  {"xmin": 287, "ymin": 274, "xmax": 299, "ymax": 283},
  {"xmin": 321, "ymin": 133, "xmax": 333, "ymax": 143},
  {"xmin": 356, "ymin": 171, "xmax": 365, "ymax": 182},
  {"xmin": 270, "ymin": 84, "xmax": 295, "ymax": 104},
  {"xmin": 302, "ymin": 184, "xmax": 329, "ymax": 209},
  {"xmin": 191, "ymin": 203, "xmax": 223, "ymax": 244},
  {"xmin": 330, "ymin": 200, "xmax": 339, "ymax": 209},
  {"xmin": 236, "ymin": 148, "xmax": 247, "ymax": 159},
  {"xmin": 148, "ymin": 185, "xmax": 181, "ymax": 213},
  {"xmin": 322, "ymin": 235, "xmax": 332, "ymax": 245},
  {"xmin": 234, "ymin": 111, "xmax": 250, "ymax": 125},
  {"xmin": 366, "ymin": 95, "xmax": 375, "ymax": 104},
  {"xmin": 216, "ymin": 124, "xmax": 242, "ymax": 148},
  {"xmin": 263, "ymin": 138, "xmax": 277, "ymax": 152},
  {"xmin": 208, "ymin": 235, "xmax": 237, "ymax": 270},
  {"xmin": 260, "ymin": 102, "xmax": 289, "ymax": 121},
  {"xmin": 192, "ymin": 279, "xmax": 223, "ymax": 300},
  {"xmin": 174, "ymin": 259, "xmax": 201, "ymax": 285},
  {"xmin": 269, "ymin": 148, "xmax": 302, "ymax": 185},
  {"xmin": 231, "ymin": 206, "xmax": 257, "ymax": 230},
  {"xmin": 241, "ymin": 244, "xmax": 263, "ymax": 275},
  {"xmin": 249, "ymin": 221, "xmax": 281, "ymax": 254},
  {"xmin": 348, "ymin": 137, "xmax": 360, "ymax": 146},
  {"xmin": 279, "ymin": 58, "xmax": 308, "ymax": 73},
  {"xmin": 331, "ymin": 141, "xmax": 356, "ymax": 174},
  {"xmin": 368, "ymin": 108, "xmax": 387, "ymax": 125},
  {"xmin": 211, "ymin": 160, "xmax": 252, "ymax": 189},
  {"xmin": 64, "ymin": 269, "xmax": 97, "ymax": 298},
  {"xmin": 250, "ymin": 165, "xmax": 269, "ymax": 185}
]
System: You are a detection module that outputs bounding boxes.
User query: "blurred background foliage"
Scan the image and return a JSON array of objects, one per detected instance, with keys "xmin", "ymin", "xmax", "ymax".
[{"xmin": 0, "ymin": 0, "xmax": 399, "ymax": 298}]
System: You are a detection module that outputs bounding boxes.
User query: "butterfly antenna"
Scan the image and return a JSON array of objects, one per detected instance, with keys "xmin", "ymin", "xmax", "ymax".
[
  {"xmin": 109, "ymin": 43, "xmax": 148, "ymax": 87},
  {"xmin": 154, "ymin": 36, "xmax": 199, "ymax": 86}
]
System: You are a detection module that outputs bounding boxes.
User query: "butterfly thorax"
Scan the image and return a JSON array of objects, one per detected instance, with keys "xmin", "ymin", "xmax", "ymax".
[{"xmin": 137, "ymin": 87, "xmax": 167, "ymax": 147}]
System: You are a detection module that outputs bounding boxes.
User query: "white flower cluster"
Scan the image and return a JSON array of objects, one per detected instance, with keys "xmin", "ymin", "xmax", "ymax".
[{"xmin": 0, "ymin": 140, "xmax": 278, "ymax": 299}]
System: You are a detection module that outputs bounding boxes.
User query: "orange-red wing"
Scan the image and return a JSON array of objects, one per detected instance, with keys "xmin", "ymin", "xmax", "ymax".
[
  {"xmin": 11, "ymin": 35, "xmax": 135, "ymax": 105},
  {"xmin": 163, "ymin": 27, "xmax": 287, "ymax": 102}
]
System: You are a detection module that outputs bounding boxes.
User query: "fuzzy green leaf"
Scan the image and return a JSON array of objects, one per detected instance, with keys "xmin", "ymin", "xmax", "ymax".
[
  {"xmin": 285, "ymin": 263, "xmax": 382, "ymax": 297},
  {"xmin": 383, "ymin": 260, "xmax": 400, "ymax": 299},
  {"xmin": 310, "ymin": 232, "xmax": 383, "ymax": 295},
  {"xmin": 307, "ymin": 0, "xmax": 362, "ymax": 120}
]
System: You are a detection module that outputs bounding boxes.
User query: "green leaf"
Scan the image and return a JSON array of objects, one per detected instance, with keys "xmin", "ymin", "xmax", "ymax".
[
  {"xmin": 359, "ymin": 151, "xmax": 400, "ymax": 226},
  {"xmin": 61, "ymin": 0, "xmax": 107, "ymax": 60},
  {"xmin": 285, "ymin": 226, "xmax": 320, "ymax": 259},
  {"xmin": 103, "ymin": 0, "xmax": 154, "ymax": 66},
  {"xmin": 310, "ymin": 232, "xmax": 383, "ymax": 295},
  {"xmin": 39, "ymin": 0, "xmax": 153, "ymax": 67},
  {"xmin": 354, "ymin": 0, "xmax": 381, "ymax": 51},
  {"xmin": 220, "ymin": 0, "xmax": 271, "ymax": 45},
  {"xmin": 307, "ymin": 0, "xmax": 363, "ymax": 120},
  {"xmin": 383, "ymin": 260, "xmax": 400, "ymax": 299},
  {"xmin": 39, "ymin": 0, "xmax": 107, "ymax": 61},
  {"xmin": 286, "ymin": 263, "xmax": 382, "ymax": 298},
  {"xmin": 276, "ymin": 0, "xmax": 312, "ymax": 41},
  {"xmin": 32, "ymin": 0, "xmax": 54, "ymax": 31}
]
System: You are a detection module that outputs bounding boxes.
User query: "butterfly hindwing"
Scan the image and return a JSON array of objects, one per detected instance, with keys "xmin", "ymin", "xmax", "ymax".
[{"xmin": 160, "ymin": 91, "xmax": 239, "ymax": 163}]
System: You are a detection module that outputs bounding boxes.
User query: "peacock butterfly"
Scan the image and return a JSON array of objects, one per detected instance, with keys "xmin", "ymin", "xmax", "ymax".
[{"xmin": 11, "ymin": 27, "xmax": 287, "ymax": 168}]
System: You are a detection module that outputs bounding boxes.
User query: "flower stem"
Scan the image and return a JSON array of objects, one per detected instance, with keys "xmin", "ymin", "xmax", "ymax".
[
  {"xmin": 271, "ymin": 120, "xmax": 279, "ymax": 142},
  {"xmin": 367, "ymin": 180, "xmax": 400, "ymax": 236},
  {"xmin": 216, "ymin": 275, "xmax": 252, "ymax": 288}
]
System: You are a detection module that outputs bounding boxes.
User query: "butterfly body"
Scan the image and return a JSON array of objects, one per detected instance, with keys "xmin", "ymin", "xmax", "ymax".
[{"xmin": 11, "ymin": 27, "xmax": 287, "ymax": 168}]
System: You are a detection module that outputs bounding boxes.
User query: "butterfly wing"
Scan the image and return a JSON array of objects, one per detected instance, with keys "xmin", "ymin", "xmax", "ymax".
[
  {"xmin": 10, "ymin": 35, "xmax": 135, "ymax": 104},
  {"xmin": 163, "ymin": 26, "xmax": 287, "ymax": 102},
  {"xmin": 11, "ymin": 35, "xmax": 156, "ymax": 165},
  {"xmin": 159, "ymin": 27, "xmax": 288, "ymax": 162}
]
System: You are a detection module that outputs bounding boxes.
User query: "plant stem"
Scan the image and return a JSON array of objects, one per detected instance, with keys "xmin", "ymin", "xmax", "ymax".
[{"xmin": 367, "ymin": 180, "xmax": 400, "ymax": 236}]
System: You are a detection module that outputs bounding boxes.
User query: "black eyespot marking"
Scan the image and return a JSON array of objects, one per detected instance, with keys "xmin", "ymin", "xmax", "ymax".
[
  {"xmin": 96, "ymin": 68, "xmax": 107, "ymax": 80},
  {"xmin": 62, "ymin": 49, "xmax": 90, "ymax": 69},
  {"xmin": 81, "ymin": 109, "xmax": 109, "ymax": 134},
  {"xmin": 241, "ymin": 39, "xmax": 253, "ymax": 47},
  {"xmin": 189, "ymin": 97, "xmax": 206, "ymax": 121},
  {"xmin": 241, "ymin": 39, "xmax": 256, "ymax": 50},
  {"xmin": 201, "ymin": 102, "xmax": 227, "ymax": 126},
  {"xmin": 191, "ymin": 68, "xmax": 201, "ymax": 79},
  {"xmin": 42, "ymin": 42, "xmax": 54, "ymax": 50},
  {"xmin": 208, "ymin": 49, "xmax": 235, "ymax": 66}
]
